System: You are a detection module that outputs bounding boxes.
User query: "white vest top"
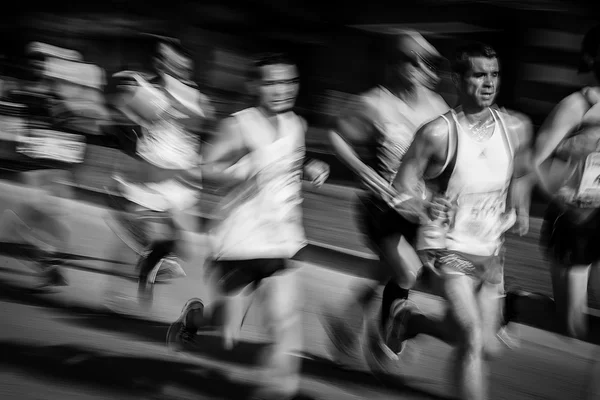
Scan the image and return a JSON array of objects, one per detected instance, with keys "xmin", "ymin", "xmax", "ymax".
[
  {"xmin": 209, "ymin": 108, "xmax": 307, "ymax": 260},
  {"xmin": 445, "ymin": 108, "xmax": 515, "ymax": 256},
  {"xmin": 361, "ymin": 86, "xmax": 449, "ymax": 183}
]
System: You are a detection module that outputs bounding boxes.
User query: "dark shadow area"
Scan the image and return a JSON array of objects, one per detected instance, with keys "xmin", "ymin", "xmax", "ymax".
[
  {"xmin": 0, "ymin": 241, "xmax": 130, "ymax": 266},
  {"xmin": 508, "ymin": 292, "xmax": 600, "ymax": 346},
  {"xmin": 0, "ymin": 340, "xmax": 278, "ymax": 400}
]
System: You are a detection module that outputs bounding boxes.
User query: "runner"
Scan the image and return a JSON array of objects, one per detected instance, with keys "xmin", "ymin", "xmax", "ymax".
[
  {"xmin": 166, "ymin": 53, "xmax": 329, "ymax": 400},
  {"xmin": 386, "ymin": 42, "xmax": 533, "ymax": 400},
  {"xmin": 105, "ymin": 37, "xmax": 211, "ymax": 307},
  {"xmin": 534, "ymin": 24, "xmax": 600, "ymax": 340},
  {"xmin": 322, "ymin": 30, "xmax": 450, "ymax": 364},
  {"xmin": 0, "ymin": 43, "xmax": 96, "ymax": 290}
]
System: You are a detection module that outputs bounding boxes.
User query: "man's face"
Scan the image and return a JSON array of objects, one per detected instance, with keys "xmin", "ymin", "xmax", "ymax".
[
  {"xmin": 458, "ymin": 56, "xmax": 500, "ymax": 108},
  {"xmin": 257, "ymin": 63, "xmax": 299, "ymax": 114}
]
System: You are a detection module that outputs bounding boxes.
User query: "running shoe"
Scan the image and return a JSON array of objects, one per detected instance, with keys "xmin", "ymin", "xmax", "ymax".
[
  {"xmin": 319, "ymin": 302, "xmax": 365, "ymax": 367},
  {"xmin": 365, "ymin": 298, "xmax": 419, "ymax": 374},
  {"xmin": 35, "ymin": 264, "xmax": 68, "ymax": 291},
  {"xmin": 166, "ymin": 298, "xmax": 205, "ymax": 353}
]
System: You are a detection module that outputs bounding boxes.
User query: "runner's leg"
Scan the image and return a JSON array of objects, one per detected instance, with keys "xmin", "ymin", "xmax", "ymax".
[
  {"xmin": 254, "ymin": 267, "xmax": 302, "ymax": 399},
  {"xmin": 551, "ymin": 261, "xmax": 590, "ymax": 340}
]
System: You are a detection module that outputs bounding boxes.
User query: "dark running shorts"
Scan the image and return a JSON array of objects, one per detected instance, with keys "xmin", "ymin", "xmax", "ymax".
[
  {"xmin": 212, "ymin": 258, "xmax": 289, "ymax": 294},
  {"xmin": 435, "ymin": 249, "xmax": 504, "ymax": 285},
  {"xmin": 355, "ymin": 193, "xmax": 418, "ymax": 252},
  {"xmin": 540, "ymin": 201, "xmax": 600, "ymax": 266}
]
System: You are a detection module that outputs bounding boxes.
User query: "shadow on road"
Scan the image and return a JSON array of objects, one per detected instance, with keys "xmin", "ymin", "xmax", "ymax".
[{"xmin": 0, "ymin": 340, "xmax": 288, "ymax": 400}]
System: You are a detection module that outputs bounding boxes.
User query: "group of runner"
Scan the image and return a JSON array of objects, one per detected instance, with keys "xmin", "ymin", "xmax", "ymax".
[{"xmin": 4, "ymin": 24, "xmax": 600, "ymax": 400}]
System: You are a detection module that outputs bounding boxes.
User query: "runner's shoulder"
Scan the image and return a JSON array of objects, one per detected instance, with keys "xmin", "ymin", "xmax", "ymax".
[
  {"xmin": 417, "ymin": 114, "xmax": 451, "ymax": 146},
  {"xmin": 494, "ymin": 106, "xmax": 533, "ymax": 145}
]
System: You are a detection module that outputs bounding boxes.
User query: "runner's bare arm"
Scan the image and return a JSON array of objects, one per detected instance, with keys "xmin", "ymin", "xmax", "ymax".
[
  {"xmin": 329, "ymin": 97, "xmax": 396, "ymax": 201},
  {"xmin": 533, "ymin": 92, "xmax": 588, "ymax": 195},
  {"xmin": 182, "ymin": 117, "xmax": 250, "ymax": 187},
  {"xmin": 299, "ymin": 117, "xmax": 330, "ymax": 187},
  {"xmin": 391, "ymin": 117, "xmax": 449, "ymax": 222},
  {"xmin": 553, "ymin": 88, "xmax": 600, "ymax": 158},
  {"xmin": 506, "ymin": 111, "xmax": 535, "ymax": 235}
]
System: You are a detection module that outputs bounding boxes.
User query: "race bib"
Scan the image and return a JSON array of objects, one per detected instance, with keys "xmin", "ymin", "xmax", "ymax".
[
  {"xmin": 576, "ymin": 152, "xmax": 600, "ymax": 207},
  {"xmin": 454, "ymin": 191, "xmax": 506, "ymax": 239}
]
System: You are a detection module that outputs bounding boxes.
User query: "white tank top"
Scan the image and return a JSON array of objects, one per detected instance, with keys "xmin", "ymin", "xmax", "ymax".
[
  {"xmin": 445, "ymin": 108, "xmax": 515, "ymax": 256},
  {"xmin": 209, "ymin": 108, "xmax": 307, "ymax": 260},
  {"xmin": 361, "ymin": 86, "xmax": 449, "ymax": 182}
]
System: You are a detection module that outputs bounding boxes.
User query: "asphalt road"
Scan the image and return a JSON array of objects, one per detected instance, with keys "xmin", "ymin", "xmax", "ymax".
[{"xmin": 0, "ymin": 180, "xmax": 599, "ymax": 400}]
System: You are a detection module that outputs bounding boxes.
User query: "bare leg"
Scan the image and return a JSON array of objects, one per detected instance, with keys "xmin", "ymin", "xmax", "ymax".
[
  {"xmin": 381, "ymin": 234, "xmax": 421, "ymax": 289},
  {"xmin": 254, "ymin": 270, "xmax": 302, "ymax": 399},
  {"xmin": 406, "ymin": 275, "xmax": 486, "ymax": 400},
  {"xmin": 551, "ymin": 261, "xmax": 590, "ymax": 339},
  {"xmin": 478, "ymin": 281, "xmax": 504, "ymax": 358}
]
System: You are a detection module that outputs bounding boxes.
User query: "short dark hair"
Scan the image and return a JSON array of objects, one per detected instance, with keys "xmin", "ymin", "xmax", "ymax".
[
  {"xmin": 249, "ymin": 52, "xmax": 296, "ymax": 81},
  {"xmin": 452, "ymin": 42, "xmax": 498, "ymax": 76}
]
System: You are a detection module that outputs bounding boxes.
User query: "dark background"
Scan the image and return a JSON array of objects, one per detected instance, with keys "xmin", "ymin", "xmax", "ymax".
[{"xmin": 0, "ymin": 1, "xmax": 598, "ymax": 194}]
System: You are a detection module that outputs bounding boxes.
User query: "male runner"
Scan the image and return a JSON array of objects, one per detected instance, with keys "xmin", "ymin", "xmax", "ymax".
[
  {"xmin": 166, "ymin": 53, "xmax": 329, "ymax": 400},
  {"xmin": 323, "ymin": 30, "xmax": 450, "ymax": 363},
  {"xmin": 388, "ymin": 42, "xmax": 533, "ymax": 400},
  {"xmin": 105, "ymin": 38, "xmax": 211, "ymax": 307},
  {"xmin": 534, "ymin": 24, "xmax": 600, "ymax": 340}
]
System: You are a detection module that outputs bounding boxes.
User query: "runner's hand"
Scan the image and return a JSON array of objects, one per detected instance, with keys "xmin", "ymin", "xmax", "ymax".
[
  {"xmin": 510, "ymin": 212, "xmax": 529, "ymax": 236},
  {"xmin": 304, "ymin": 159, "xmax": 330, "ymax": 188},
  {"xmin": 426, "ymin": 195, "xmax": 453, "ymax": 222},
  {"xmin": 391, "ymin": 197, "xmax": 429, "ymax": 224}
]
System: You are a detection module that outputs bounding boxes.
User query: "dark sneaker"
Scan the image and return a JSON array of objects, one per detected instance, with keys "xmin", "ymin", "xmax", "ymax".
[
  {"xmin": 320, "ymin": 304, "xmax": 364, "ymax": 367},
  {"xmin": 365, "ymin": 299, "xmax": 419, "ymax": 374},
  {"xmin": 166, "ymin": 298, "xmax": 205, "ymax": 353},
  {"xmin": 36, "ymin": 264, "xmax": 68, "ymax": 291}
]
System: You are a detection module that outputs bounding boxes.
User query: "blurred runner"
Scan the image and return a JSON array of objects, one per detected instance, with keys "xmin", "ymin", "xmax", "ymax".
[
  {"xmin": 104, "ymin": 37, "xmax": 213, "ymax": 308},
  {"xmin": 534, "ymin": 24, "xmax": 600, "ymax": 340},
  {"xmin": 166, "ymin": 53, "xmax": 329, "ymax": 400},
  {"xmin": 323, "ymin": 30, "xmax": 450, "ymax": 365},
  {"xmin": 0, "ymin": 42, "xmax": 100, "ymax": 290}
]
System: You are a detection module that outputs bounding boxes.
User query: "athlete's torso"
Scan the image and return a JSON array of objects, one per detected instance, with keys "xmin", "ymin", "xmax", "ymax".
[
  {"xmin": 135, "ymin": 75, "xmax": 205, "ymax": 171},
  {"xmin": 210, "ymin": 107, "xmax": 307, "ymax": 260},
  {"xmin": 445, "ymin": 108, "xmax": 515, "ymax": 256},
  {"xmin": 556, "ymin": 87, "xmax": 600, "ymax": 207},
  {"xmin": 361, "ymin": 86, "xmax": 449, "ymax": 183}
]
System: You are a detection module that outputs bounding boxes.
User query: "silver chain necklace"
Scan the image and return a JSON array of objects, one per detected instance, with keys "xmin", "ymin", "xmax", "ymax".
[{"xmin": 467, "ymin": 117, "xmax": 495, "ymax": 141}]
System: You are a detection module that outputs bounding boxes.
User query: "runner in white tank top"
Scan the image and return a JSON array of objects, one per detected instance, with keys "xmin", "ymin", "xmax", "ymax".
[
  {"xmin": 444, "ymin": 107, "xmax": 515, "ymax": 257},
  {"xmin": 388, "ymin": 43, "xmax": 534, "ymax": 400},
  {"xmin": 167, "ymin": 53, "xmax": 329, "ymax": 400},
  {"xmin": 209, "ymin": 107, "xmax": 307, "ymax": 260},
  {"xmin": 324, "ymin": 31, "xmax": 451, "ymax": 367}
]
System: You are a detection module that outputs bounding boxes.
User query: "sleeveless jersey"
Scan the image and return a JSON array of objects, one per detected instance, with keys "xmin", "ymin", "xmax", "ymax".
[
  {"xmin": 445, "ymin": 108, "xmax": 515, "ymax": 256},
  {"xmin": 209, "ymin": 108, "xmax": 307, "ymax": 260},
  {"xmin": 135, "ymin": 75, "xmax": 205, "ymax": 171},
  {"xmin": 556, "ymin": 87, "xmax": 600, "ymax": 206},
  {"xmin": 360, "ymin": 86, "xmax": 449, "ymax": 183}
]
